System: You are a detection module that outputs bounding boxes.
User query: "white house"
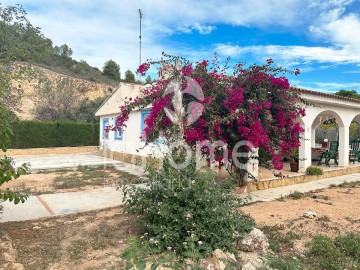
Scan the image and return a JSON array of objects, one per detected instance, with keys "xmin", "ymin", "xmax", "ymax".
[
  {"xmin": 96, "ymin": 82, "xmax": 360, "ymax": 178},
  {"xmin": 95, "ymin": 82, "xmax": 166, "ymax": 164}
]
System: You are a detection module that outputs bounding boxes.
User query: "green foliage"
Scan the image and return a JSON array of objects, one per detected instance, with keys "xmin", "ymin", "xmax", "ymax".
[
  {"xmin": 350, "ymin": 122, "xmax": 360, "ymax": 142},
  {"xmin": 76, "ymin": 97, "xmax": 105, "ymax": 123},
  {"xmin": 289, "ymin": 190, "xmax": 303, "ymax": 200},
  {"xmin": 335, "ymin": 89, "xmax": 360, "ymax": 99},
  {"xmin": 0, "ymin": 4, "xmax": 118, "ymax": 86},
  {"xmin": 53, "ymin": 44, "xmax": 73, "ymax": 58},
  {"xmin": 306, "ymin": 234, "xmax": 360, "ymax": 269},
  {"xmin": 122, "ymin": 237, "xmax": 180, "ymax": 269},
  {"xmin": 0, "ymin": 156, "xmax": 29, "ymax": 204},
  {"xmin": 305, "ymin": 166, "xmax": 323, "ymax": 175},
  {"xmin": 103, "ymin": 59, "xmax": 120, "ymax": 81},
  {"xmin": 334, "ymin": 233, "xmax": 360, "ymax": 260},
  {"xmin": 0, "ymin": 4, "xmax": 33, "ymax": 205},
  {"xmin": 261, "ymin": 225, "xmax": 299, "ymax": 252},
  {"xmin": 123, "ymin": 156, "xmax": 254, "ymax": 257},
  {"xmin": 0, "ymin": 4, "xmax": 46, "ymax": 63},
  {"xmin": 10, "ymin": 120, "xmax": 99, "ymax": 148},
  {"xmin": 145, "ymin": 75, "xmax": 152, "ymax": 84},
  {"xmin": 124, "ymin": 69, "xmax": 136, "ymax": 83},
  {"xmin": 268, "ymin": 255, "xmax": 308, "ymax": 270}
]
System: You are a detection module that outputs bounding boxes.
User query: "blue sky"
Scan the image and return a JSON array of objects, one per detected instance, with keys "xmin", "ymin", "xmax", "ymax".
[{"xmin": 3, "ymin": 0, "xmax": 360, "ymax": 93}]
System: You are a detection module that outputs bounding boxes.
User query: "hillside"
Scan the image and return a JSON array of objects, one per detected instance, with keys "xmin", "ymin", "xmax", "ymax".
[{"xmin": 13, "ymin": 64, "xmax": 115, "ymax": 120}]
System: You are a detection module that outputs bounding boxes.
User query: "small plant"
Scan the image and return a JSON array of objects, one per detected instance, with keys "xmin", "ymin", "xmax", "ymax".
[
  {"xmin": 306, "ymin": 166, "xmax": 323, "ymax": 175},
  {"xmin": 289, "ymin": 190, "xmax": 303, "ymax": 200},
  {"xmin": 260, "ymin": 225, "xmax": 299, "ymax": 253},
  {"xmin": 268, "ymin": 255, "xmax": 307, "ymax": 270},
  {"xmin": 68, "ymin": 239, "xmax": 88, "ymax": 260},
  {"xmin": 331, "ymin": 181, "xmax": 360, "ymax": 189},
  {"xmin": 317, "ymin": 215, "xmax": 331, "ymax": 222}
]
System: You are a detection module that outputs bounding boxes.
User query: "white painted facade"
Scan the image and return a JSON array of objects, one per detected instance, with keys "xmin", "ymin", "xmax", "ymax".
[
  {"xmin": 296, "ymin": 88, "xmax": 360, "ymax": 172},
  {"xmin": 96, "ymin": 83, "xmax": 360, "ymax": 175},
  {"xmin": 95, "ymin": 82, "xmax": 166, "ymax": 158}
]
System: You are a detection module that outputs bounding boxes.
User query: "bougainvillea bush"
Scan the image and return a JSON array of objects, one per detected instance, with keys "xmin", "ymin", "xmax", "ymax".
[{"xmin": 115, "ymin": 53, "xmax": 305, "ymax": 185}]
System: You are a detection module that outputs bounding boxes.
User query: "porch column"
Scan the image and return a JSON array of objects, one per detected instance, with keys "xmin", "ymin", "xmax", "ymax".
[
  {"xmin": 311, "ymin": 125, "xmax": 316, "ymax": 147},
  {"xmin": 299, "ymin": 123, "xmax": 312, "ymax": 172},
  {"xmin": 338, "ymin": 122, "xmax": 350, "ymax": 167}
]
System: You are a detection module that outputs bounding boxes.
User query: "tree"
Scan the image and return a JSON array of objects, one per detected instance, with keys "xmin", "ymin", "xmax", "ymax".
[
  {"xmin": 124, "ymin": 69, "xmax": 135, "ymax": 83},
  {"xmin": 103, "ymin": 59, "xmax": 120, "ymax": 81},
  {"xmin": 53, "ymin": 44, "xmax": 73, "ymax": 58},
  {"xmin": 0, "ymin": 4, "xmax": 35, "ymax": 205},
  {"xmin": 34, "ymin": 77, "xmax": 79, "ymax": 121},
  {"xmin": 76, "ymin": 97, "xmax": 105, "ymax": 123},
  {"xmin": 335, "ymin": 89, "xmax": 360, "ymax": 99},
  {"xmin": 115, "ymin": 54, "xmax": 305, "ymax": 186},
  {"xmin": 145, "ymin": 75, "xmax": 152, "ymax": 84}
]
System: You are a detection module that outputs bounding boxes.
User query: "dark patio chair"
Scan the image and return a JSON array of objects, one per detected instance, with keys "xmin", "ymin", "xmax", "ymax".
[
  {"xmin": 350, "ymin": 140, "xmax": 360, "ymax": 163},
  {"xmin": 324, "ymin": 141, "xmax": 339, "ymax": 166}
]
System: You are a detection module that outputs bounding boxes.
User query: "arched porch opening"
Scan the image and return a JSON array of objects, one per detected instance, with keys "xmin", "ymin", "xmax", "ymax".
[
  {"xmin": 310, "ymin": 110, "xmax": 346, "ymax": 167},
  {"xmin": 348, "ymin": 115, "xmax": 360, "ymax": 164}
]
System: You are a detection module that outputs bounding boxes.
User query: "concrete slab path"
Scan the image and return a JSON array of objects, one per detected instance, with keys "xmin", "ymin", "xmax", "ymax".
[
  {"xmin": 1, "ymin": 170, "xmax": 359, "ymax": 223},
  {"xmin": 13, "ymin": 153, "xmax": 145, "ymax": 176}
]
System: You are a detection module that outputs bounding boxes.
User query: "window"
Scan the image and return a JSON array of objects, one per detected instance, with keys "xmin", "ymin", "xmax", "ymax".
[
  {"xmin": 140, "ymin": 110, "xmax": 151, "ymax": 141},
  {"xmin": 114, "ymin": 117, "xmax": 123, "ymax": 140},
  {"xmin": 102, "ymin": 118, "xmax": 109, "ymax": 140}
]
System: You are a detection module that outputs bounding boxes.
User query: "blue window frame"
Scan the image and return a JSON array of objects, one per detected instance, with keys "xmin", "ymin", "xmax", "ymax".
[
  {"xmin": 140, "ymin": 110, "xmax": 151, "ymax": 141},
  {"xmin": 114, "ymin": 117, "xmax": 123, "ymax": 140},
  {"xmin": 102, "ymin": 118, "xmax": 109, "ymax": 140}
]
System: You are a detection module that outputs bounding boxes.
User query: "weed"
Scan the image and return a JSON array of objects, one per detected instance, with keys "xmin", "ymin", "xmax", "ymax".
[
  {"xmin": 90, "ymin": 223, "xmax": 117, "ymax": 250},
  {"xmin": 69, "ymin": 239, "xmax": 88, "ymax": 260},
  {"xmin": 317, "ymin": 215, "xmax": 331, "ymax": 222},
  {"xmin": 330, "ymin": 181, "xmax": 360, "ymax": 189},
  {"xmin": 52, "ymin": 165, "xmax": 138, "ymax": 190},
  {"xmin": 261, "ymin": 225, "xmax": 299, "ymax": 252},
  {"xmin": 289, "ymin": 190, "xmax": 303, "ymax": 200},
  {"xmin": 346, "ymin": 217, "xmax": 360, "ymax": 224},
  {"xmin": 267, "ymin": 255, "xmax": 308, "ymax": 270}
]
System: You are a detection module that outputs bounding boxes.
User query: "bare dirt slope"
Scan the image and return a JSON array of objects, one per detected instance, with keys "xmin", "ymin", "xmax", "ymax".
[{"xmin": 13, "ymin": 64, "xmax": 115, "ymax": 119}]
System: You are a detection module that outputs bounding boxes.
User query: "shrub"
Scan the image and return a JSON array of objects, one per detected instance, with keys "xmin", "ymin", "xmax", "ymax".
[
  {"xmin": 306, "ymin": 166, "xmax": 323, "ymax": 175},
  {"xmin": 122, "ymin": 156, "xmax": 254, "ymax": 257},
  {"xmin": 334, "ymin": 233, "xmax": 360, "ymax": 261},
  {"xmin": 306, "ymin": 235, "xmax": 359, "ymax": 269},
  {"xmin": 10, "ymin": 120, "xmax": 99, "ymax": 148}
]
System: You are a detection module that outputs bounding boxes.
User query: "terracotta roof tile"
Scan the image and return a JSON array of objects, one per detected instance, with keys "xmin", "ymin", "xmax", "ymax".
[{"xmin": 291, "ymin": 87, "xmax": 360, "ymax": 104}]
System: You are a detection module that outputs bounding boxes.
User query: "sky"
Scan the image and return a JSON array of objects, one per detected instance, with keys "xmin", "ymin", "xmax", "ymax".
[{"xmin": 2, "ymin": 0, "xmax": 360, "ymax": 93}]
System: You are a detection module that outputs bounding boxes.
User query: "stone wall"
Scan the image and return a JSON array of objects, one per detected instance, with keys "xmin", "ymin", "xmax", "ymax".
[
  {"xmin": 99, "ymin": 149, "xmax": 360, "ymax": 193},
  {"xmin": 247, "ymin": 166, "xmax": 360, "ymax": 192}
]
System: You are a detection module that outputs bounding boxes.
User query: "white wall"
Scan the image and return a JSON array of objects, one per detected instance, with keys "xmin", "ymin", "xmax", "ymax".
[{"xmin": 99, "ymin": 111, "xmax": 167, "ymax": 158}]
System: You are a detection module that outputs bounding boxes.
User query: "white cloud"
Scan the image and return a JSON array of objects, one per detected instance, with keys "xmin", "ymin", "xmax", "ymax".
[
  {"xmin": 176, "ymin": 23, "xmax": 216, "ymax": 35},
  {"xmin": 215, "ymin": 44, "xmax": 360, "ymax": 64},
  {"xmin": 1, "ymin": 0, "xmax": 359, "ymax": 79},
  {"xmin": 193, "ymin": 23, "xmax": 216, "ymax": 34}
]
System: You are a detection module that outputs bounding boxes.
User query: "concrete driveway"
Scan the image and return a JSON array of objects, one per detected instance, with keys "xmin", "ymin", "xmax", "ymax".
[{"xmin": 12, "ymin": 153, "xmax": 122, "ymax": 171}]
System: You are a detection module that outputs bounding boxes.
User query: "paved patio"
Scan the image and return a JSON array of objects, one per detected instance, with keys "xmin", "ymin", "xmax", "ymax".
[{"xmin": 12, "ymin": 153, "xmax": 145, "ymax": 176}]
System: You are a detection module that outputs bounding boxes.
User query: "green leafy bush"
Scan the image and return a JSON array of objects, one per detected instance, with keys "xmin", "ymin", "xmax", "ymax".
[
  {"xmin": 10, "ymin": 120, "xmax": 99, "ymax": 148},
  {"xmin": 123, "ymin": 157, "xmax": 254, "ymax": 257},
  {"xmin": 306, "ymin": 166, "xmax": 323, "ymax": 175},
  {"xmin": 306, "ymin": 235, "xmax": 359, "ymax": 269}
]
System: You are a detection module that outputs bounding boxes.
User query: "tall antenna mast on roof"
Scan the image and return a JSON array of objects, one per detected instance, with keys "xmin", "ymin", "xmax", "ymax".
[{"xmin": 138, "ymin": 9, "xmax": 143, "ymax": 79}]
